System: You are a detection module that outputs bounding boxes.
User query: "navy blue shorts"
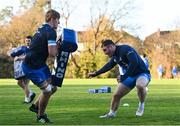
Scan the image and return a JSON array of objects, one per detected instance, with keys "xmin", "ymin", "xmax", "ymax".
[
  {"xmin": 22, "ymin": 63, "xmax": 51, "ymax": 86},
  {"xmin": 121, "ymin": 73, "xmax": 151, "ymax": 89}
]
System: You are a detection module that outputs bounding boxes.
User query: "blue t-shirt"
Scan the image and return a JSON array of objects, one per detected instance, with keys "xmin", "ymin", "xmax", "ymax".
[
  {"xmin": 157, "ymin": 66, "xmax": 164, "ymax": 73},
  {"xmin": 172, "ymin": 67, "xmax": 177, "ymax": 74},
  {"xmin": 95, "ymin": 45, "xmax": 150, "ymax": 82},
  {"xmin": 24, "ymin": 24, "xmax": 57, "ymax": 69}
]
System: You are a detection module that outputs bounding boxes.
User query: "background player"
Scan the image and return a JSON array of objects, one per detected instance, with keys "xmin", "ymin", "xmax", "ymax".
[{"xmin": 10, "ymin": 36, "xmax": 36, "ymax": 104}]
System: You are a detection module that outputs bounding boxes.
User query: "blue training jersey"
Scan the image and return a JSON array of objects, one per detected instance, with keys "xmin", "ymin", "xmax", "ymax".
[
  {"xmin": 95, "ymin": 45, "xmax": 150, "ymax": 81},
  {"xmin": 10, "ymin": 46, "xmax": 29, "ymax": 57},
  {"xmin": 24, "ymin": 24, "xmax": 57, "ymax": 69}
]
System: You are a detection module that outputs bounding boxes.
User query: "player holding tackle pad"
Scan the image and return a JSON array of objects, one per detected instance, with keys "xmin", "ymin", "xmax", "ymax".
[{"xmin": 22, "ymin": 9, "xmax": 77, "ymax": 123}]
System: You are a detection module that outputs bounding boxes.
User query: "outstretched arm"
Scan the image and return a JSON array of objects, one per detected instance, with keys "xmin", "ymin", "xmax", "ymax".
[{"xmin": 88, "ymin": 58, "xmax": 116, "ymax": 78}]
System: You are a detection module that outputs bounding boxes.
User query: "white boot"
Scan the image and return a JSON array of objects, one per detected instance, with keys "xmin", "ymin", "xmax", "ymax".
[
  {"xmin": 99, "ymin": 110, "xmax": 116, "ymax": 118},
  {"xmin": 136, "ymin": 102, "xmax": 144, "ymax": 116}
]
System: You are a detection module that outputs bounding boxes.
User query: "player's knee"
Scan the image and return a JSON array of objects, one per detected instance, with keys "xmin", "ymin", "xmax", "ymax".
[
  {"xmin": 17, "ymin": 80, "xmax": 25, "ymax": 88},
  {"xmin": 136, "ymin": 84, "xmax": 144, "ymax": 90},
  {"xmin": 136, "ymin": 76, "xmax": 148, "ymax": 89},
  {"xmin": 41, "ymin": 84, "xmax": 52, "ymax": 94}
]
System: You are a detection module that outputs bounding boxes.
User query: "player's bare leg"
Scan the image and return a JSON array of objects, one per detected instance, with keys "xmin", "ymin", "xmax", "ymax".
[
  {"xmin": 99, "ymin": 84, "xmax": 131, "ymax": 118},
  {"xmin": 17, "ymin": 79, "xmax": 35, "ymax": 103},
  {"xmin": 136, "ymin": 76, "xmax": 149, "ymax": 116}
]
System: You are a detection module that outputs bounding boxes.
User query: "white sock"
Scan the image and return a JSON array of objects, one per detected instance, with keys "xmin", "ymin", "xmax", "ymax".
[
  {"xmin": 138, "ymin": 102, "xmax": 145, "ymax": 110},
  {"xmin": 109, "ymin": 109, "xmax": 116, "ymax": 116},
  {"xmin": 29, "ymin": 91, "xmax": 33, "ymax": 98}
]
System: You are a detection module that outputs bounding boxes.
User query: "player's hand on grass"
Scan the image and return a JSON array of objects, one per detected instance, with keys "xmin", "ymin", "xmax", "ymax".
[{"xmin": 88, "ymin": 72, "xmax": 97, "ymax": 78}]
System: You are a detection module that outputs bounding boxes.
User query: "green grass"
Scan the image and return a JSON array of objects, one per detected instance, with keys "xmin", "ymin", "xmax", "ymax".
[{"xmin": 0, "ymin": 78, "xmax": 180, "ymax": 125}]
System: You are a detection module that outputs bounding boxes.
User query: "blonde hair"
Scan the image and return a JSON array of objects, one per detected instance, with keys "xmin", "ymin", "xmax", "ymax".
[{"xmin": 45, "ymin": 9, "xmax": 60, "ymax": 22}]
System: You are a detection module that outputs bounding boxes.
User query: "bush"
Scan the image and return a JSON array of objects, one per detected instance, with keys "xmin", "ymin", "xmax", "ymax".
[{"xmin": 0, "ymin": 56, "xmax": 13, "ymax": 78}]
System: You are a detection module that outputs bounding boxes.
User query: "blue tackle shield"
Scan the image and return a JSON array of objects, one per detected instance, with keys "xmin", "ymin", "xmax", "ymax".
[
  {"xmin": 61, "ymin": 28, "xmax": 78, "ymax": 52},
  {"xmin": 51, "ymin": 28, "xmax": 78, "ymax": 87},
  {"xmin": 14, "ymin": 60, "xmax": 26, "ymax": 80}
]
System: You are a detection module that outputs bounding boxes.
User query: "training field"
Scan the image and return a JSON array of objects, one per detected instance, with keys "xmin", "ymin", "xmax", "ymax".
[{"xmin": 0, "ymin": 79, "xmax": 180, "ymax": 125}]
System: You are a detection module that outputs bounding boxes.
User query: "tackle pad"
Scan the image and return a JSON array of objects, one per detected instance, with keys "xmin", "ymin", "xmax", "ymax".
[
  {"xmin": 14, "ymin": 60, "xmax": 26, "ymax": 80},
  {"xmin": 10, "ymin": 46, "xmax": 28, "ymax": 80},
  {"xmin": 51, "ymin": 28, "xmax": 78, "ymax": 87}
]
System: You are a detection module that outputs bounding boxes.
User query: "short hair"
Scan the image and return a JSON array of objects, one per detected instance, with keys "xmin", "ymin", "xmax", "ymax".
[
  {"xmin": 26, "ymin": 35, "xmax": 32, "ymax": 40},
  {"xmin": 101, "ymin": 39, "xmax": 115, "ymax": 48},
  {"xmin": 45, "ymin": 9, "xmax": 60, "ymax": 22}
]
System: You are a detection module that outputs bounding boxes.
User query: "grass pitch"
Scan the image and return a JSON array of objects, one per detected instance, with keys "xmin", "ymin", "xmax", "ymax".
[{"xmin": 0, "ymin": 79, "xmax": 180, "ymax": 125}]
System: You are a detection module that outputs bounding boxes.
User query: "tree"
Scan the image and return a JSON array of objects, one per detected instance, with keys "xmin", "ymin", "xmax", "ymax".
[
  {"xmin": 0, "ymin": 0, "xmax": 48, "ymax": 48},
  {"xmin": 0, "ymin": 6, "xmax": 13, "ymax": 25},
  {"xmin": 64, "ymin": 0, "xmax": 141, "ymax": 78},
  {"xmin": 53, "ymin": 0, "xmax": 78, "ymax": 28},
  {"xmin": 89, "ymin": 0, "xmax": 137, "ymax": 52},
  {"xmin": 0, "ymin": 0, "xmax": 52, "ymax": 78},
  {"xmin": 144, "ymin": 30, "xmax": 180, "ymax": 78}
]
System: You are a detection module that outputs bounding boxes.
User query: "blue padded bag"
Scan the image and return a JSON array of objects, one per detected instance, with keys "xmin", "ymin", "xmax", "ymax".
[{"xmin": 61, "ymin": 28, "xmax": 78, "ymax": 52}]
